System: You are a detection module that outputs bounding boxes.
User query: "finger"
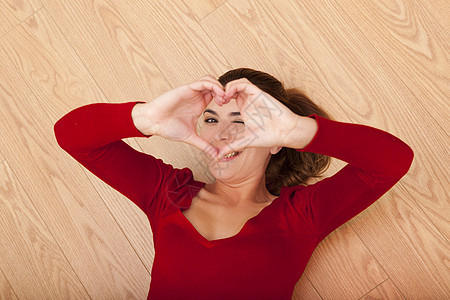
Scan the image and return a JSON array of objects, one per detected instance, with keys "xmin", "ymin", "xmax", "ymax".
[
  {"xmin": 224, "ymin": 80, "xmax": 259, "ymax": 101},
  {"xmin": 217, "ymin": 138, "xmax": 249, "ymax": 162},
  {"xmin": 189, "ymin": 80, "xmax": 225, "ymax": 101},
  {"xmin": 203, "ymin": 90, "xmax": 213, "ymax": 103},
  {"xmin": 200, "ymin": 76, "xmax": 233, "ymax": 105},
  {"xmin": 186, "ymin": 134, "xmax": 219, "ymax": 160},
  {"xmin": 224, "ymin": 77, "xmax": 251, "ymax": 90},
  {"xmin": 189, "ymin": 80, "xmax": 222, "ymax": 94},
  {"xmin": 198, "ymin": 76, "xmax": 226, "ymax": 100},
  {"xmin": 223, "ymin": 77, "xmax": 251, "ymax": 94},
  {"xmin": 200, "ymin": 75, "xmax": 225, "ymax": 90}
]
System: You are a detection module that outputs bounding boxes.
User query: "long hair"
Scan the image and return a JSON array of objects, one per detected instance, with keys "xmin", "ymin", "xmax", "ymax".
[{"xmin": 218, "ymin": 68, "xmax": 331, "ymax": 195}]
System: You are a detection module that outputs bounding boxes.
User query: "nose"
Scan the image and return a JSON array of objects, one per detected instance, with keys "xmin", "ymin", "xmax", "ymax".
[{"xmin": 215, "ymin": 123, "xmax": 241, "ymax": 145}]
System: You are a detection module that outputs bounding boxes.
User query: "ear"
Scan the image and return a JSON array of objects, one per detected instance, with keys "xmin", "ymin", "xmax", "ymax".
[{"xmin": 270, "ymin": 146, "xmax": 282, "ymax": 155}]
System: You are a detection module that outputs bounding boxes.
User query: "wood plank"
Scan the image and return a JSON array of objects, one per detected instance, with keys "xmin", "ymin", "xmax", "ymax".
[
  {"xmin": 201, "ymin": 1, "xmax": 388, "ymax": 298},
  {"xmin": 200, "ymin": 0, "xmax": 348, "ymax": 125},
  {"xmin": 268, "ymin": 3, "xmax": 449, "ymax": 245},
  {"xmin": 304, "ymin": 225, "xmax": 387, "ymax": 299},
  {"xmin": 0, "ymin": 1, "xmax": 447, "ymax": 299},
  {"xmin": 41, "ymin": 0, "xmax": 169, "ymax": 101},
  {"xmin": 41, "ymin": 0, "xmax": 228, "ymax": 183},
  {"xmin": 1, "ymin": 0, "xmax": 159, "ymax": 275},
  {"xmin": 83, "ymin": 169, "xmax": 156, "ymax": 273},
  {"xmin": 262, "ymin": 0, "xmax": 449, "ymax": 296},
  {"xmin": 361, "ymin": 279, "xmax": 404, "ymax": 300},
  {"xmin": 0, "ymin": 10, "xmax": 150, "ymax": 299},
  {"xmin": 0, "ymin": 268, "xmax": 18, "ymax": 300},
  {"xmin": 0, "ymin": 159, "xmax": 89, "ymax": 299},
  {"xmin": 199, "ymin": 0, "xmax": 350, "ymax": 186},
  {"xmin": 353, "ymin": 185, "xmax": 450, "ymax": 298},
  {"xmin": 182, "ymin": 0, "xmax": 227, "ymax": 20},
  {"xmin": 418, "ymin": 0, "xmax": 450, "ymax": 31},
  {"xmin": 0, "ymin": 0, "xmax": 35, "ymax": 36},
  {"xmin": 291, "ymin": 275, "xmax": 322, "ymax": 300},
  {"xmin": 40, "ymin": 0, "xmax": 232, "ymax": 268},
  {"xmin": 27, "ymin": 0, "xmax": 43, "ymax": 11},
  {"xmin": 108, "ymin": 0, "xmax": 230, "ymax": 86},
  {"xmin": 337, "ymin": 0, "xmax": 449, "ymax": 131}
]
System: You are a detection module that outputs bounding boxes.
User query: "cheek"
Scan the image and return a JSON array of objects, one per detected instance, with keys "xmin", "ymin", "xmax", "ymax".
[
  {"xmin": 198, "ymin": 124, "xmax": 215, "ymax": 137},
  {"xmin": 197, "ymin": 122, "xmax": 207, "ymax": 136}
]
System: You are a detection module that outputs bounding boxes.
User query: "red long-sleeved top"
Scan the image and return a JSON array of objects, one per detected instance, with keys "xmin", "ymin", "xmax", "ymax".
[{"xmin": 54, "ymin": 101, "xmax": 413, "ymax": 299}]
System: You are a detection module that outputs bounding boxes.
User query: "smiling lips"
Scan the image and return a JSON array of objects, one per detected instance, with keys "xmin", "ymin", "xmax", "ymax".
[{"xmin": 219, "ymin": 151, "xmax": 243, "ymax": 162}]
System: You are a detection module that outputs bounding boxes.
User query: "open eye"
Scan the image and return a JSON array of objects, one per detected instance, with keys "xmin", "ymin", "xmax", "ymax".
[{"xmin": 204, "ymin": 118, "xmax": 217, "ymax": 123}]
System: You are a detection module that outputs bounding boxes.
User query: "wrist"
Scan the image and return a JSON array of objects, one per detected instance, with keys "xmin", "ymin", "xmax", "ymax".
[
  {"xmin": 131, "ymin": 102, "xmax": 153, "ymax": 136},
  {"xmin": 283, "ymin": 115, "xmax": 318, "ymax": 149}
]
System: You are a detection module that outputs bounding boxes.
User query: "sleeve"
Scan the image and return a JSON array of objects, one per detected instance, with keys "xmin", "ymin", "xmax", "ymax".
[
  {"xmin": 53, "ymin": 101, "xmax": 181, "ymax": 218},
  {"xmin": 293, "ymin": 114, "xmax": 414, "ymax": 240}
]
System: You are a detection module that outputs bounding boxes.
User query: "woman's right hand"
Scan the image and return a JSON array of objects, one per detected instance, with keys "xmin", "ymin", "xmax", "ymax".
[{"xmin": 132, "ymin": 76, "xmax": 226, "ymax": 159}]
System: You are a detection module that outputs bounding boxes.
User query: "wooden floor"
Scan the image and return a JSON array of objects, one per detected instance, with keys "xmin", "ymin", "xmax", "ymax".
[{"xmin": 0, "ymin": 0, "xmax": 448, "ymax": 299}]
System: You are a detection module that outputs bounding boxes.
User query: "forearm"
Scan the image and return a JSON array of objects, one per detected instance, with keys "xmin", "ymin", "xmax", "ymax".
[
  {"xmin": 55, "ymin": 101, "xmax": 148, "ymax": 154},
  {"xmin": 296, "ymin": 114, "xmax": 414, "ymax": 182}
]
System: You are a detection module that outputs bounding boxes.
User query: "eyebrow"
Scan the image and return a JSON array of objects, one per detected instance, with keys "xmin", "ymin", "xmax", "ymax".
[{"xmin": 203, "ymin": 109, "xmax": 241, "ymax": 116}]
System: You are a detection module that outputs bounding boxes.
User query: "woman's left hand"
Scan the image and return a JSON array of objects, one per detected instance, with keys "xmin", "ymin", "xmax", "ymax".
[{"xmin": 216, "ymin": 78, "xmax": 300, "ymax": 161}]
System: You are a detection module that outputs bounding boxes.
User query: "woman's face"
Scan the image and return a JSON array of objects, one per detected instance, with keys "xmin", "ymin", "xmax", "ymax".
[{"xmin": 197, "ymin": 98, "xmax": 280, "ymax": 181}]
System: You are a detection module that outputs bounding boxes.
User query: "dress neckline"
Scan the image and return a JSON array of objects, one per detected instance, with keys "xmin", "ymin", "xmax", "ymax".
[{"xmin": 177, "ymin": 182, "xmax": 284, "ymax": 248}]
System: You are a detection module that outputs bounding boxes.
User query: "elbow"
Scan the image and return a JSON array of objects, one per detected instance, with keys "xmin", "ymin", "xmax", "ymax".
[
  {"xmin": 393, "ymin": 143, "xmax": 414, "ymax": 180},
  {"xmin": 371, "ymin": 141, "xmax": 414, "ymax": 184},
  {"xmin": 403, "ymin": 144, "xmax": 414, "ymax": 175},
  {"xmin": 54, "ymin": 117, "xmax": 71, "ymax": 152}
]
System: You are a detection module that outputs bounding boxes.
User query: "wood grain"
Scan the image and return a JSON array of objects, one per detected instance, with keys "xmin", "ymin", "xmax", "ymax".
[
  {"xmin": 27, "ymin": 0, "xmax": 42, "ymax": 11},
  {"xmin": 0, "ymin": 0, "xmax": 35, "ymax": 36},
  {"xmin": 39, "ymin": 0, "xmax": 170, "ymax": 274},
  {"xmin": 0, "ymin": 268, "xmax": 17, "ymax": 300},
  {"xmin": 200, "ymin": 0, "xmax": 348, "ymax": 123},
  {"xmin": 0, "ymin": 10, "xmax": 149, "ymax": 299},
  {"xmin": 337, "ymin": 0, "xmax": 449, "ymax": 131},
  {"xmin": 0, "ymin": 159, "xmax": 88, "ymax": 299},
  {"xmin": 41, "ymin": 0, "xmax": 230, "ymax": 183},
  {"xmin": 304, "ymin": 225, "xmax": 387, "ymax": 299},
  {"xmin": 201, "ymin": 2, "xmax": 389, "ymax": 298},
  {"xmin": 361, "ymin": 279, "xmax": 404, "ymax": 300},
  {"xmin": 0, "ymin": 0, "xmax": 447, "ymax": 299},
  {"xmin": 94, "ymin": 0, "xmax": 238, "ymax": 179},
  {"xmin": 291, "ymin": 274, "xmax": 322, "ymax": 300},
  {"xmin": 108, "ymin": 0, "xmax": 230, "ymax": 86},
  {"xmin": 418, "ymin": 0, "xmax": 450, "ymax": 31},
  {"xmin": 199, "ymin": 0, "xmax": 349, "ymax": 183},
  {"xmin": 261, "ymin": 0, "xmax": 449, "ymax": 296},
  {"xmin": 0, "ymin": 5, "xmax": 157, "ymax": 276},
  {"xmin": 41, "ymin": 0, "xmax": 168, "ymax": 102},
  {"xmin": 352, "ymin": 186, "xmax": 450, "ymax": 298},
  {"xmin": 83, "ymin": 169, "xmax": 156, "ymax": 273},
  {"xmin": 183, "ymin": 0, "xmax": 227, "ymax": 20}
]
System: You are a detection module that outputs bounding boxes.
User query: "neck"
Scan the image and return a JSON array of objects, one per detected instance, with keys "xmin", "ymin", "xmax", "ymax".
[{"xmin": 204, "ymin": 176, "xmax": 275, "ymax": 208}]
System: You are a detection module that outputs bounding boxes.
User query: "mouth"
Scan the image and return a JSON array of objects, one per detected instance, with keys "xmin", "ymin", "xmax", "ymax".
[{"xmin": 219, "ymin": 150, "xmax": 243, "ymax": 162}]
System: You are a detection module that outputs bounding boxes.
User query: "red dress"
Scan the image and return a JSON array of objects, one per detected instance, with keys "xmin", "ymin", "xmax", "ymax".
[{"xmin": 54, "ymin": 101, "xmax": 413, "ymax": 299}]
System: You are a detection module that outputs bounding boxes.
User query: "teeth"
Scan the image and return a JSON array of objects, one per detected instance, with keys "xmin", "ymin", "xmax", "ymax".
[{"xmin": 224, "ymin": 151, "xmax": 239, "ymax": 158}]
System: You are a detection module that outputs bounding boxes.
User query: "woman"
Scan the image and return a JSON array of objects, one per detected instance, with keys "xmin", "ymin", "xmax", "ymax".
[{"xmin": 54, "ymin": 68, "xmax": 413, "ymax": 299}]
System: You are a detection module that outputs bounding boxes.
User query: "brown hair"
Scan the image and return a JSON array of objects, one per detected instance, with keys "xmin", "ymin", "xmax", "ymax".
[{"xmin": 218, "ymin": 68, "xmax": 331, "ymax": 195}]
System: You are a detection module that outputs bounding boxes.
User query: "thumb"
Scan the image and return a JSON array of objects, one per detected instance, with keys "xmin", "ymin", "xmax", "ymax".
[
  {"xmin": 217, "ymin": 141, "xmax": 245, "ymax": 162},
  {"xmin": 186, "ymin": 134, "xmax": 219, "ymax": 160}
]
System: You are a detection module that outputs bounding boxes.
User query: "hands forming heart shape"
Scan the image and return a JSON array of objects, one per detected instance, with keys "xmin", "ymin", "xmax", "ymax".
[{"xmin": 138, "ymin": 75, "xmax": 300, "ymax": 162}]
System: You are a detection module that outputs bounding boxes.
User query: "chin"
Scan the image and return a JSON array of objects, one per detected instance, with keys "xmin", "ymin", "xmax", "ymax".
[{"xmin": 207, "ymin": 163, "xmax": 241, "ymax": 179}]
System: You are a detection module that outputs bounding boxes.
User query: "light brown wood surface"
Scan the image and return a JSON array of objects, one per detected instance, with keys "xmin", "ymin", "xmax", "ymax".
[{"xmin": 0, "ymin": 0, "xmax": 448, "ymax": 299}]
